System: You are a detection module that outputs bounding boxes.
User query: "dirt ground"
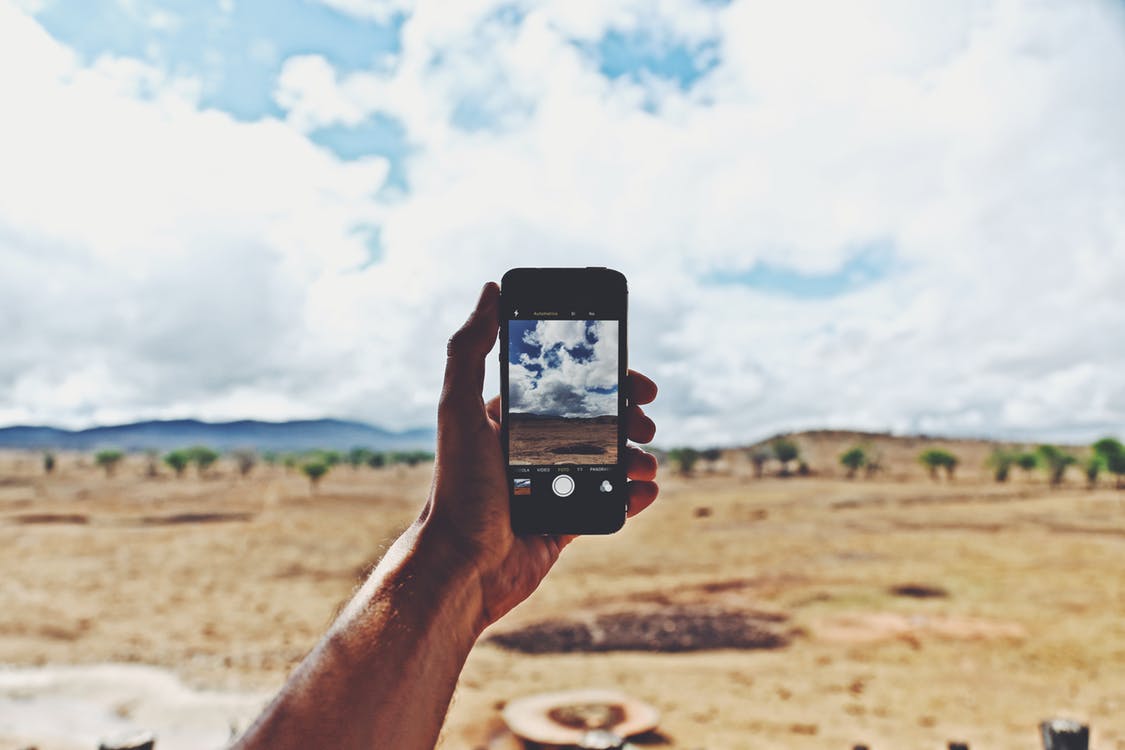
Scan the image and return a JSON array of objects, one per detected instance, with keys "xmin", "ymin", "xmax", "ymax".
[
  {"xmin": 0, "ymin": 435, "xmax": 1123, "ymax": 749},
  {"xmin": 509, "ymin": 415, "xmax": 618, "ymax": 465}
]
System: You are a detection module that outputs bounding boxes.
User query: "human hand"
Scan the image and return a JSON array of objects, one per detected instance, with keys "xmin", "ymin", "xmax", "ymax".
[{"xmin": 418, "ymin": 282, "xmax": 659, "ymax": 633}]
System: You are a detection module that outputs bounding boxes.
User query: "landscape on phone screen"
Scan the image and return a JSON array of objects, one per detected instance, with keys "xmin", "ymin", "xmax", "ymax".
[{"xmin": 508, "ymin": 319, "xmax": 618, "ymax": 465}]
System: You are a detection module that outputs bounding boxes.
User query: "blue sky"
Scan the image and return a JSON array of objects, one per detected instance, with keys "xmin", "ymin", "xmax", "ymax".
[{"xmin": 3, "ymin": 0, "xmax": 1124, "ymax": 444}]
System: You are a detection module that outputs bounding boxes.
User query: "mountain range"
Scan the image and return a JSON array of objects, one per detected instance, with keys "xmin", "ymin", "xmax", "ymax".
[{"xmin": 0, "ymin": 418, "xmax": 434, "ymax": 453}]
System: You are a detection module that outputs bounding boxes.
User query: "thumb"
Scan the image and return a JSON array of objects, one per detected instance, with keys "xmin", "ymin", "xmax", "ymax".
[{"xmin": 439, "ymin": 282, "xmax": 500, "ymax": 421}]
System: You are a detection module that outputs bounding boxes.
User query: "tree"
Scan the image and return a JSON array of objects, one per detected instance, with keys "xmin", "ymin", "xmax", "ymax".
[
  {"xmin": 302, "ymin": 460, "xmax": 329, "ymax": 492},
  {"xmin": 1037, "ymin": 444, "xmax": 1077, "ymax": 487},
  {"xmin": 188, "ymin": 445, "xmax": 220, "ymax": 477},
  {"xmin": 668, "ymin": 447, "xmax": 700, "ymax": 476},
  {"xmin": 366, "ymin": 452, "xmax": 387, "ymax": 469},
  {"xmin": 347, "ymin": 447, "xmax": 374, "ymax": 470},
  {"xmin": 164, "ymin": 450, "xmax": 190, "ymax": 478},
  {"xmin": 747, "ymin": 448, "xmax": 770, "ymax": 479},
  {"xmin": 1016, "ymin": 452, "xmax": 1038, "ymax": 479},
  {"xmin": 1083, "ymin": 455, "xmax": 1103, "ymax": 489},
  {"xmin": 771, "ymin": 438, "xmax": 800, "ymax": 477},
  {"xmin": 701, "ymin": 448, "xmax": 722, "ymax": 472},
  {"xmin": 1093, "ymin": 437, "xmax": 1125, "ymax": 489},
  {"xmin": 43, "ymin": 451, "xmax": 56, "ymax": 475},
  {"xmin": 987, "ymin": 448, "xmax": 1016, "ymax": 483},
  {"xmin": 262, "ymin": 451, "xmax": 280, "ymax": 466},
  {"xmin": 231, "ymin": 449, "xmax": 257, "ymax": 478},
  {"xmin": 919, "ymin": 449, "xmax": 957, "ymax": 480},
  {"xmin": 839, "ymin": 446, "xmax": 867, "ymax": 479},
  {"xmin": 95, "ymin": 449, "xmax": 124, "ymax": 478}
]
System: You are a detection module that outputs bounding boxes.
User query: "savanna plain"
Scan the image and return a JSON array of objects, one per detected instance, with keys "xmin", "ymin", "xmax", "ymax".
[{"xmin": 0, "ymin": 432, "xmax": 1122, "ymax": 750}]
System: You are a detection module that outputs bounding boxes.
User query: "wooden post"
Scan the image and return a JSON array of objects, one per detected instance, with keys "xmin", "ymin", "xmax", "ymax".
[{"xmin": 1040, "ymin": 719, "xmax": 1089, "ymax": 750}]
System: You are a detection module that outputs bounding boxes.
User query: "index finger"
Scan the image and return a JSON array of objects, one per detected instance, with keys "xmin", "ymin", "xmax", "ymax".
[{"xmin": 627, "ymin": 370, "xmax": 658, "ymax": 406}]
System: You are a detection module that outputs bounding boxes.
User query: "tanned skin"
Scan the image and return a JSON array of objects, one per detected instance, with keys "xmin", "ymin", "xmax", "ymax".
[{"xmin": 232, "ymin": 282, "xmax": 659, "ymax": 750}]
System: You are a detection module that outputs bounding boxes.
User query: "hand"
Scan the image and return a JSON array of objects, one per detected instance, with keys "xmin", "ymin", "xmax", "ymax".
[{"xmin": 419, "ymin": 282, "xmax": 659, "ymax": 632}]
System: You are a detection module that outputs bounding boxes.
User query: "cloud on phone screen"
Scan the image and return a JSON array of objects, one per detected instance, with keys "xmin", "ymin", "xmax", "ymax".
[{"xmin": 509, "ymin": 320, "xmax": 617, "ymax": 418}]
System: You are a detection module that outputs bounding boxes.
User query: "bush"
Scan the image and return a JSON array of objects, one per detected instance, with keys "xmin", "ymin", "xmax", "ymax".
[
  {"xmin": 919, "ymin": 449, "xmax": 958, "ymax": 480},
  {"xmin": 747, "ymin": 448, "xmax": 771, "ymax": 478},
  {"xmin": 164, "ymin": 450, "xmax": 190, "ymax": 478},
  {"xmin": 366, "ymin": 452, "xmax": 387, "ymax": 469},
  {"xmin": 1036, "ymin": 444, "xmax": 1077, "ymax": 487},
  {"xmin": 347, "ymin": 447, "xmax": 375, "ymax": 469},
  {"xmin": 771, "ymin": 439, "xmax": 800, "ymax": 477},
  {"xmin": 231, "ymin": 449, "xmax": 257, "ymax": 478},
  {"xmin": 188, "ymin": 445, "xmax": 220, "ymax": 477},
  {"xmin": 95, "ymin": 449, "xmax": 124, "ymax": 477},
  {"xmin": 987, "ymin": 448, "xmax": 1016, "ymax": 483},
  {"xmin": 43, "ymin": 451, "xmax": 56, "ymax": 475},
  {"xmin": 668, "ymin": 447, "xmax": 700, "ymax": 476},
  {"xmin": 1093, "ymin": 437, "xmax": 1125, "ymax": 489},
  {"xmin": 839, "ymin": 446, "xmax": 867, "ymax": 479},
  {"xmin": 1015, "ymin": 452, "xmax": 1038, "ymax": 478},
  {"xmin": 302, "ymin": 460, "xmax": 329, "ymax": 491}
]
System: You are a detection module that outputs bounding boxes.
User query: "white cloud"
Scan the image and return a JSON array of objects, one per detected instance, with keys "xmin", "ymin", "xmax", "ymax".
[
  {"xmin": 511, "ymin": 321, "xmax": 618, "ymax": 417},
  {"xmin": 3, "ymin": 0, "xmax": 1125, "ymax": 446}
]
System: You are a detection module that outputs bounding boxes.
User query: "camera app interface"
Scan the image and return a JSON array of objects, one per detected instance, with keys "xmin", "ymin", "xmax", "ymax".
[{"xmin": 507, "ymin": 317, "xmax": 620, "ymax": 500}]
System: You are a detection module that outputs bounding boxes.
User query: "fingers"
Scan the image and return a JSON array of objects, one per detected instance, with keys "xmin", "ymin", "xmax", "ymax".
[
  {"xmin": 485, "ymin": 395, "xmax": 501, "ymax": 424},
  {"xmin": 440, "ymin": 283, "xmax": 500, "ymax": 420},
  {"xmin": 626, "ymin": 480, "xmax": 659, "ymax": 518},
  {"xmin": 626, "ymin": 404, "xmax": 656, "ymax": 444},
  {"xmin": 627, "ymin": 370, "xmax": 658, "ymax": 406},
  {"xmin": 625, "ymin": 445, "xmax": 657, "ymax": 481}
]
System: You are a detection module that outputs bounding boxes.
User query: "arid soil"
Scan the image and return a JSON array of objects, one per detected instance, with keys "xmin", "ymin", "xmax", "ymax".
[
  {"xmin": 508, "ymin": 414, "xmax": 617, "ymax": 465},
  {"xmin": 0, "ymin": 434, "xmax": 1123, "ymax": 749}
]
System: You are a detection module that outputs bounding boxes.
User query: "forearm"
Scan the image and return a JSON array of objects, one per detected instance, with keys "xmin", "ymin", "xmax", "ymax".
[{"xmin": 233, "ymin": 521, "xmax": 483, "ymax": 750}]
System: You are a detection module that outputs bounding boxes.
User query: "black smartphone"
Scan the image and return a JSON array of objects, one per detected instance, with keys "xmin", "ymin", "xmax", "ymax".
[{"xmin": 501, "ymin": 267, "xmax": 628, "ymax": 535}]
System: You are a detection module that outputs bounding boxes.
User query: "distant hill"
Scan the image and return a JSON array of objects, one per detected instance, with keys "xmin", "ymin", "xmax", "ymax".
[{"xmin": 0, "ymin": 418, "xmax": 434, "ymax": 453}]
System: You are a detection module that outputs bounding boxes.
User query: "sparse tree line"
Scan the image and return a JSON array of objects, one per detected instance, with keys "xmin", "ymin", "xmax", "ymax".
[
  {"xmin": 661, "ymin": 435, "xmax": 1125, "ymax": 489},
  {"xmin": 666, "ymin": 438, "xmax": 813, "ymax": 478},
  {"xmin": 40, "ymin": 446, "xmax": 436, "ymax": 490}
]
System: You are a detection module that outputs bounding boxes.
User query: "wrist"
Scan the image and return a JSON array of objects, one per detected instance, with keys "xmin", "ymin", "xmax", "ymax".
[{"xmin": 406, "ymin": 518, "xmax": 489, "ymax": 641}]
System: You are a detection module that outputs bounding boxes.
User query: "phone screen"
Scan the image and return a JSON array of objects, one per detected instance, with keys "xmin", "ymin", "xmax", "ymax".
[{"xmin": 502, "ymin": 268, "xmax": 627, "ymax": 534}]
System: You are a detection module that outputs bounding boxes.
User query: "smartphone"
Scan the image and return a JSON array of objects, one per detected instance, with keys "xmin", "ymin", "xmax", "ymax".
[{"xmin": 501, "ymin": 267, "xmax": 628, "ymax": 535}]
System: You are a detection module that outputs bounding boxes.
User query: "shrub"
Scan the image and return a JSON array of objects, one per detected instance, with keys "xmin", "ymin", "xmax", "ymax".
[
  {"xmin": 1083, "ymin": 455, "xmax": 1103, "ymax": 489},
  {"xmin": 347, "ymin": 447, "xmax": 374, "ymax": 469},
  {"xmin": 839, "ymin": 446, "xmax": 867, "ymax": 479},
  {"xmin": 164, "ymin": 450, "xmax": 190, "ymax": 478},
  {"xmin": 43, "ymin": 452, "xmax": 56, "ymax": 475},
  {"xmin": 302, "ymin": 460, "xmax": 329, "ymax": 491},
  {"xmin": 1015, "ymin": 452, "xmax": 1038, "ymax": 478},
  {"xmin": 95, "ymin": 449, "xmax": 124, "ymax": 477},
  {"xmin": 366, "ymin": 452, "xmax": 387, "ymax": 469},
  {"xmin": 986, "ymin": 449, "xmax": 1016, "ymax": 483},
  {"xmin": 188, "ymin": 445, "xmax": 220, "ymax": 477},
  {"xmin": 919, "ymin": 449, "xmax": 958, "ymax": 480},
  {"xmin": 231, "ymin": 449, "xmax": 257, "ymax": 478},
  {"xmin": 1036, "ymin": 444, "xmax": 1077, "ymax": 487},
  {"xmin": 1093, "ymin": 437, "xmax": 1125, "ymax": 489},
  {"xmin": 668, "ymin": 447, "xmax": 700, "ymax": 476},
  {"xmin": 747, "ymin": 448, "xmax": 771, "ymax": 479},
  {"xmin": 771, "ymin": 438, "xmax": 800, "ymax": 477}
]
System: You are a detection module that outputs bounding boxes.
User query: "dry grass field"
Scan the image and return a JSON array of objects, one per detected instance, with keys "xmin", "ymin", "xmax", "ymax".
[
  {"xmin": 509, "ymin": 415, "xmax": 618, "ymax": 465},
  {"xmin": 0, "ymin": 432, "xmax": 1123, "ymax": 749}
]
